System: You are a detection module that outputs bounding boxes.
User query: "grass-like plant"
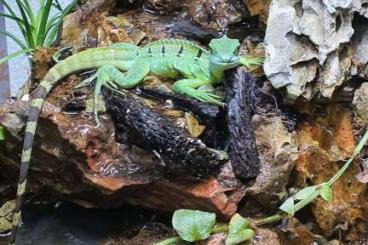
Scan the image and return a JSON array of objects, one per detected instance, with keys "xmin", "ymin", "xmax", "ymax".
[{"xmin": 0, "ymin": 0, "xmax": 77, "ymax": 64}]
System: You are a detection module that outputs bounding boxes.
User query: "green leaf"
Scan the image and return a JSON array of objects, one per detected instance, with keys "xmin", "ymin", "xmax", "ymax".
[
  {"xmin": 0, "ymin": 30, "xmax": 28, "ymax": 50},
  {"xmin": 45, "ymin": 0, "xmax": 78, "ymax": 46},
  {"xmin": 320, "ymin": 185, "xmax": 332, "ymax": 202},
  {"xmin": 0, "ymin": 49, "xmax": 33, "ymax": 65},
  {"xmin": 0, "ymin": 126, "xmax": 5, "ymax": 141},
  {"xmin": 225, "ymin": 214, "xmax": 254, "ymax": 245},
  {"xmin": 294, "ymin": 186, "xmax": 317, "ymax": 200},
  {"xmin": 14, "ymin": 0, "xmax": 35, "ymax": 48},
  {"xmin": 225, "ymin": 229, "xmax": 254, "ymax": 245},
  {"xmin": 0, "ymin": 13, "xmax": 25, "ymax": 24},
  {"xmin": 0, "ymin": 0, "xmax": 27, "ymax": 38},
  {"xmin": 36, "ymin": 0, "xmax": 53, "ymax": 45},
  {"xmin": 279, "ymin": 197, "xmax": 295, "ymax": 215},
  {"xmin": 172, "ymin": 209, "xmax": 216, "ymax": 242},
  {"xmin": 228, "ymin": 213, "xmax": 251, "ymax": 234}
]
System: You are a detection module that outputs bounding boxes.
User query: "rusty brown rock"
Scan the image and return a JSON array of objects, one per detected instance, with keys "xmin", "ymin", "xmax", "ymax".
[{"xmin": 295, "ymin": 104, "xmax": 367, "ymax": 238}]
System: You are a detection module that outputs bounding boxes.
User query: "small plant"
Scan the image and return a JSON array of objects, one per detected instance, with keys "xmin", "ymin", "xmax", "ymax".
[
  {"xmin": 156, "ymin": 210, "xmax": 254, "ymax": 245},
  {"xmin": 157, "ymin": 128, "xmax": 368, "ymax": 244},
  {"xmin": 0, "ymin": 0, "xmax": 78, "ymax": 64}
]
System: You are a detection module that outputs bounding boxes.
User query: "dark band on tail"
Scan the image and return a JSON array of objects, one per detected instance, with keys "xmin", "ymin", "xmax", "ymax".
[{"xmin": 9, "ymin": 86, "xmax": 47, "ymax": 244}]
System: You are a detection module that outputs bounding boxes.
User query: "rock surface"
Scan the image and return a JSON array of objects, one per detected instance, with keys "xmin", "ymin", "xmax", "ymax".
[
  {"xmin": 264, "ymin": 0, "xmax": 368, "ymax": 100},
  {"xmin": 295, "ymin": 104, "xmax": 367, "ymax": 239}
]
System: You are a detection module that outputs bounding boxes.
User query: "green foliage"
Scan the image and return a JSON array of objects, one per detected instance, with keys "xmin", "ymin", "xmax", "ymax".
[
  {"xmin": 0, "ymin": 125, "xmax": 4, "ymax": 141},
  {"xmin": 226, "ymin": 229, "xmax": 254, "ymax": 245},
  {"xmin": 156, "ymin": 211, "xmax": 254, "ymax": 245},
  {"xmin": 294, "ymin": 186, "xmax": 317, "ymax": 200},
  {"xmin": 0, "ymin": 0, "xmax": 78, "ymax": 64},
  {"xmin": 226, "ymin": 214, "xmax": 254, "ymax": 245},
  {"xmin": 320, "ymin": 184, "xmax": 332, "ymax": 202},
  {"xmin": 227, "ymin": 213, "xmax": 251, "ymax": 233},
  {"xmin": 279, "ymin": 197, "xmax": 295, "ymax": 215},
  {"xmin": 172, "ymin": 209, "xmax": 216, "ymax": 242}
]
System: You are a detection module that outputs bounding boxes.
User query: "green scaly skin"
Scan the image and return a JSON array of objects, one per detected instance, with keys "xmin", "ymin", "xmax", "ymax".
[{"xmin": 10, "ymin": 36, "xmax": 262, "ymax": 244}]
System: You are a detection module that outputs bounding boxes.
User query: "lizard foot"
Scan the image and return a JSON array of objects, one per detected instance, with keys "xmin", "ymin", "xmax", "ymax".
[
  {"xmin": 76, "ymin": 66, "xmax": 120, "ymax": 125},
  {"xmin": 239, "ymin": 56, "xmax": 264, "ymax": 68},
  {"xmin": 191, "ymin": 90, "xmax": 224, "ymax": 106}
]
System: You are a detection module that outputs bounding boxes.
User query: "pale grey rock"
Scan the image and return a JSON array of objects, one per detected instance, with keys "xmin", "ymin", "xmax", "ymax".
[
  {"xmin": 353, "ymin": 82, "xmax": 368, "ymax": 127},
  {"xmin": 264, "ymin": 0, "xmax": 367, "ymax": 100},
  {"xmin": 351, "ymin": 19, "xmax": 368, "ymax": 79},
  {"xmin": 319, "ymin": 49, "xmax": 352, "ymax": 97},
  {"xmin": 264, "ymin": 0, "xmax": 318, "ymax": 99}
]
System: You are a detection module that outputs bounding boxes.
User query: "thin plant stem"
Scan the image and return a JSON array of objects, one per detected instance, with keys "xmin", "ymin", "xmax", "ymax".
[
  {"xmin": 328, "ymin": 128, "xmax": 368, "ymax": 186},
  {"xmin": 154, "ymin": 236, "xmax": 181, "ymax": 245}
]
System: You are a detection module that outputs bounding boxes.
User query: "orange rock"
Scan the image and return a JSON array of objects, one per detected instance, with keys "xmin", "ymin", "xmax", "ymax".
[{"xmin": 295, "ymin": 104, "xmax": 367, "ymax": 237}]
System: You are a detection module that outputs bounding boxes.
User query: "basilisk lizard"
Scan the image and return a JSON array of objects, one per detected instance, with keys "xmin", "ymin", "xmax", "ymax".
[{"xmin": 9, "ymin": 36, "xmax": 262, "ymax": 244}]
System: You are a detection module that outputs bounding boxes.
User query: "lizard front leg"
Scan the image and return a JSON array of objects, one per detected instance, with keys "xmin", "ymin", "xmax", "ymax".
[
  {"xmin": 239, "ymin": 56, "xmax": 264, "ymax": 68},
  {"xmin": 172, "ymin": 79, "xmax": 224, "ymax": 106}
]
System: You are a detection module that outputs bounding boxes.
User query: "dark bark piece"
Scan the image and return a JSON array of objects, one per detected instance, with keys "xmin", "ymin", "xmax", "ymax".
[
  {"xmin": 138, "ymin": 88, "xmax": 227, "ymax": 148},
  {"xmin": 103, "ymin": 88, "xmax": 227, "ymax": 175},
  {"xmin": 138, "ymin": 87, "xmax": 223, "ymax": 123},
  {"xmin": 225, "ymin": 68, "xmax": 260, "ymax": 180}
]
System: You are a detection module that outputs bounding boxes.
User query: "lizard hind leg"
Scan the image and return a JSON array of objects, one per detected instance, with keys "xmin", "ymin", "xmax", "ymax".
[
  {"xmin": 76, "ymin": 63, "xmax": 150, "ymax": 125},
  {"xmin": 76, "ymin": 65, "xmax": 122, "ymax": 125}
]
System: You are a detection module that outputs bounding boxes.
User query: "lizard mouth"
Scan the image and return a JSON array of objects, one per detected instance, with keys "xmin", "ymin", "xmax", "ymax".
[{"xmin": 210, "ymin": 56, "xmax": 239, "ymax": 66}]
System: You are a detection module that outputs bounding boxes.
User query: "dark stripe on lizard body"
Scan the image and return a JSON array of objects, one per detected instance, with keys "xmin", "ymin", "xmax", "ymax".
[
  {"xmin": 177, "ymin": 45, "xmax": 184, "ymax": 57},
  {"xmin": 161, "ymin": 45, "xmax": 166, "ymax": 56}
]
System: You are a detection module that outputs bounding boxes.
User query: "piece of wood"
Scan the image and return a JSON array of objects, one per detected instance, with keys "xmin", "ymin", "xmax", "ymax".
[
  {"xmin": 225, "ymin": 68, "xmax": 260, "ymax": 180},
  {"xmin": 103, "ymin": 88, "xmax": 227, "ymax": 175}
]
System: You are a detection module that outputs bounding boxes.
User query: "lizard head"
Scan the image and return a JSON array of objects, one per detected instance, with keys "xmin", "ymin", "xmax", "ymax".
[{"xmin": 209, "ymin": 35, "xmax": 240, "ymax": 70}]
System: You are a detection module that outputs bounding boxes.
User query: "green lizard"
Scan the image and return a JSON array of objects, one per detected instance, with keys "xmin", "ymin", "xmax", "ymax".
[{"xmin": 9, "ymin": 36, "xmax": 262, "ymax": 244}]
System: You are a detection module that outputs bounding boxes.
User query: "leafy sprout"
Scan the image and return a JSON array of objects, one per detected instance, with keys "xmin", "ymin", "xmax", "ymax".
[{"xmin": 0, "ymin": 0, "xmax": 78, "ymax": 64}]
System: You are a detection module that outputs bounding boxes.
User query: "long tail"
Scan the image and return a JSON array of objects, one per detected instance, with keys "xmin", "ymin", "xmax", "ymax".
[{"xmin": 9, "ymin": 46, "xmax": 133, "ymax": 244}]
